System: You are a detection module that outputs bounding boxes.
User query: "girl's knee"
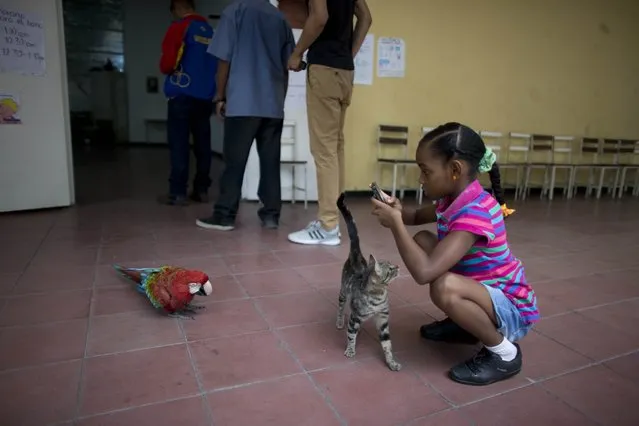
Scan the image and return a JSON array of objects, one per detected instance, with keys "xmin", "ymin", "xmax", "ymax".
[
  {"xmin": 414, "ymin": 230, "xmax": 438, "ymax": 255},
  {"xmin": 430, "ymin": 273, "xmax": 462, "ymax": 308}
]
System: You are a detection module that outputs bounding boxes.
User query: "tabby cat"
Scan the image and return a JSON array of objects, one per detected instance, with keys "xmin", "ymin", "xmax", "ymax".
[{"xmin": 336, "ymin": 193, "xmax": 402, "ymax": 371}]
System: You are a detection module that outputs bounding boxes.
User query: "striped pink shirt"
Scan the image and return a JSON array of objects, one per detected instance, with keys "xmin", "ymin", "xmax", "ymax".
[{"xmin": 435, "ymin": 180, "xmax": 539, "ymax": 324}]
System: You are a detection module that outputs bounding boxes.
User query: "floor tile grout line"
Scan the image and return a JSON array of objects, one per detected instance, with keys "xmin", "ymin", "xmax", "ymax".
[
  {"xmin": 401, "ymin": 359, "xmax": 460, "ymax": 409},
  {"xmin": 72, "ymin": 242, "xmax": 102, "ymax": 421},
  {"xmin": 177, "ymin": 318, "xmax": 216, "ymax": 426},
  {"xmin": 3, "ymin": 220, "xmax": 55, "ymax": 301},
  {"xmin": 0, "ymin": 304, "xmax": 634, "ymax": 371},
  {"xmin": 242, "ymin": 265, "xmax": 348, "ymax": 426},
  {"xmin": 533, "ymin": 309, "xmax": 639, "ymax": 361},
  {"xmin": 534, "ymin": 381, "xmax": 606, "ymax": 426},
  {"xmin": 536, "ymin": 295, "xmax": 639, "ymax": 321},
  {"xmin": 525, "ymin": 347, "xmax": 639, "ymax": 385},
  {"xmin": 72, "ymin": 392, "xmax": 203, "ymax": 422},
  {"xmin": 3, "ymin": 289, "xmax": 639, "ymax": 334},
  {"xmin": 400, "ymin": 407, "xmax": 476, "ymax": 426}
]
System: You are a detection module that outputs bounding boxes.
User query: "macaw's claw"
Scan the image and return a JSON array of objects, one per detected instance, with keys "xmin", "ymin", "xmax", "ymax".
[
  {"xmin": 169, "ymin": 312, "xmax": 195, "ymax": 320},
  {"xmin": 186, "ymin": 304, "xmax": 206, "ymax": 310}
]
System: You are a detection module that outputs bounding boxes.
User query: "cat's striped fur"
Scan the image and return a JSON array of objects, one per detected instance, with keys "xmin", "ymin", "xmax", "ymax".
[{"xmin": 336, "ymin": 193, "xmax": 401, "ymax": 371}]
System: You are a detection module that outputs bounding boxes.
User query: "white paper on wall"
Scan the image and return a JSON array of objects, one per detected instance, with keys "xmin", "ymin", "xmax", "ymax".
[
  {"xmin": 354, "ymin": 33, "xmax": 374, "ymax": 85},
  {"xmin": 0, "ymin": 5, "xmax": 46, "ymax": 76},
  {"xmin": 377, "ymin": 37, "xmax": 405, "ymax": 78}
]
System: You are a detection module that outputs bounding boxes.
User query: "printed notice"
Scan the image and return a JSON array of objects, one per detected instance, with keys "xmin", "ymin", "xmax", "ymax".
[
  {"xmin": 354, "ymin": 34, "xmax": 374, "ymax": 85},
  {"xmin": 0, "ymin": 6, "xmax": 46, "ymax": 76},
  {"xmin": 377, "ymin": 37, "xmax": 405, "ymax": 78}
]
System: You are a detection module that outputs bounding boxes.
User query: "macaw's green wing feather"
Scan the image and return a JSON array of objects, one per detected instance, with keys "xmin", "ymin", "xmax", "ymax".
[{"xmin": 145, "ymin": 266, "xmax": 184, "ymax": 311}]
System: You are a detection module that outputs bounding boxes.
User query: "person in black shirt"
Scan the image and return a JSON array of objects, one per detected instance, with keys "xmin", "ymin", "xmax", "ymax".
[{"xmin": 287, "ymin": 0, "xmax": 372, "ymax": 246}]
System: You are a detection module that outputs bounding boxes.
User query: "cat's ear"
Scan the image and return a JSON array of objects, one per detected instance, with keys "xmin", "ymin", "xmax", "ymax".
[{"xmin": 368, "ymin": 254, "xmax": 382, "ymax": 275}]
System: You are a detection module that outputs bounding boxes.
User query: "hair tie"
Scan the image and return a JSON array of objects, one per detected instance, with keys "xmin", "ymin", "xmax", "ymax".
[{"xmin": 478, "ymin": 147, "xmax": 496, "ymax": 173}]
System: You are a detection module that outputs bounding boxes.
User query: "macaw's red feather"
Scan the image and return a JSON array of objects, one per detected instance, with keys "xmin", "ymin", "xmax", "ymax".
[{"xmin": 148, "ymin": 267, "xmax": 196, "ymax": 313}]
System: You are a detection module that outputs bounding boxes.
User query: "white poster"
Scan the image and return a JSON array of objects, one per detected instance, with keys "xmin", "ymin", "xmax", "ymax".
[
  {"xmin": 377, "ymin": 37, "xmax": 405, "ymax": 78},
  {"xmin": 354, "ymin": 33, "xmax": 374, "ymax": 85},
  {"xmin": 0, "ymin": 6, "xmax": 46, "ymax": 76}
]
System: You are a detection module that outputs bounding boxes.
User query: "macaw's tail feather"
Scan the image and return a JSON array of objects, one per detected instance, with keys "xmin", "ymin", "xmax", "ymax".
[{"xmin": 112, "ymin": 265, "xmax": 144, "ymax": 283}]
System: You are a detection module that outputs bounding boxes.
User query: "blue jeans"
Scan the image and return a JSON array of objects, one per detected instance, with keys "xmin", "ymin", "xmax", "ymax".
[
  {"xmin": 484, "ymin": 285, "xmax": 532, "ymax": 342},
  {"xmin": 167, "ymin": 95, "xmax": 214, "ymax": 196}
]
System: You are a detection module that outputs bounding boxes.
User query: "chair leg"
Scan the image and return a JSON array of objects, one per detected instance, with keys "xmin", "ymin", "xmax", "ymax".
[
  {"xmin": 391, "ymin": 164, "xmax": 398, "ymax": 198},
  {"xmin": 303, "ymin": 165, "xmax": 308, "ymax": 210},
  {"xmin": 568, "ymin": 167, "xmax": 575, "ymax": 198},
  {"xmin": 617, "ymin": 168, "xmax": 627, "ymax": 198},
  {"xmin": 586, "ymin": 168, "xmax": 594, "ymax": 197},
  {"xmin": 399, "ymin": 165, "xmax": 406, "ymax": 200},
  {"xmin": 633, "ymin": 171, "xmax": 639, "ymax": 196},
  {"xmin": 596, "ymin": 169, "xmax": 606, "ymax": 199},
  {"xmin": 516, "ymin": 167, "xmax": 524, "ymax": 200},
  {"xmin": 522, "ymin": 166, "xmax": 532, "ymax": 201},
  {"xmin": 612, "ymin": 168, "xmax": 620, "ymax": 199},
  {"xmin": 549, "ymin": 166, "xmax": 557, "ymax": 200},
  {"xmin": 291, "ymin": 166, "xmax": 296, "ymax": 205}
]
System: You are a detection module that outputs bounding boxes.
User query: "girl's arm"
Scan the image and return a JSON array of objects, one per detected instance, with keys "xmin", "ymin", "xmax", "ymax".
[
  {"xmin": 389, "ymin": 216, "xmax": 477, "ymax": 284},
  {"xmin": 403, "ymin": 204, "xmax": 437, "ymax": 226}
]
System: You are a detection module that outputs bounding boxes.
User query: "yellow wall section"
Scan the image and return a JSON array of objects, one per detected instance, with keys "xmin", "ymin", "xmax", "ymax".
[{"xmin": 344, "ymin": 0, "xmax": 639, "ymax": 191}]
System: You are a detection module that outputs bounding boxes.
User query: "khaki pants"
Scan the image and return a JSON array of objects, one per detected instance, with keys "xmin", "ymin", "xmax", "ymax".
[{"xmin": 306, "ymin": 64, "xmax": 354, "ymax": 230}]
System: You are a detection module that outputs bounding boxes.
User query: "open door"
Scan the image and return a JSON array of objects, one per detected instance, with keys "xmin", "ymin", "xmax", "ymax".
[{"xmin": 0, "ymin": 0, "xmax": 74, "ymax": 212}]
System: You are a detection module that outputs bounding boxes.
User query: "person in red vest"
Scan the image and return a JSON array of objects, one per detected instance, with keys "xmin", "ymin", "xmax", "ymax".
[{"xmin": 158, "ymin": 0, "xmax": 218, "ymax": 206}]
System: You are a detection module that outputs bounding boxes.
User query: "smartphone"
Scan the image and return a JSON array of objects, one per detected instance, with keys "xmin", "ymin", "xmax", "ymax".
[{"xmin": 370, "ymin": 182, "xmax": 388, "ymax": 203}]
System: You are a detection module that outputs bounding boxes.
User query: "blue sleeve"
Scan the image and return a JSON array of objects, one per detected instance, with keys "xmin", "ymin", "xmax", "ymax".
[{"xmin": 208, "ymin": 6, "xmax": 236, "ymax": 61}]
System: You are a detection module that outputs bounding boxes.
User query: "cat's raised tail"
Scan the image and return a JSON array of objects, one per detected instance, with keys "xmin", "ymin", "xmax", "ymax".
[{"xmin": 337, "ymin": 193, "xmax": 362, "ymax": 259}]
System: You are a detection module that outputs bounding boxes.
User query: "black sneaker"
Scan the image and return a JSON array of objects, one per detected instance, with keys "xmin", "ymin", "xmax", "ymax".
[
  {"xmin": 158, "ymin": 194, "xmax": 189, "ymax": 206},
  {"xmin": 420, "ymin": 317, "xmax": 479, "ymax": 345},
  {"xmin": 195, "ymin": 216, "xmax": 234, "ymax": 231},
  {"xmin": 448, "ymin": 344, "xmax": 522, "ymax": 386},
  {"xmin": 189, "ymin": 191, "xmax": 209, "ymax": 203},
  {"xmin": 261, "ymin": 217, "xmax": 279, "ymax": 230}
]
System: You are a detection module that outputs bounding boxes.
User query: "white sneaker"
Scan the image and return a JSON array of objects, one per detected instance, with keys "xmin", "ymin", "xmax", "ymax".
[{"xmin": 288, "ymin": 220, "xmax": 341, "ymax": 246}]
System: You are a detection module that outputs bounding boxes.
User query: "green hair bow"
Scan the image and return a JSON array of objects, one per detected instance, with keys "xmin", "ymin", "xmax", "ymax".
[{"xmin": 478, "ymin": 147, "xmax": 496, "ymax": 173}]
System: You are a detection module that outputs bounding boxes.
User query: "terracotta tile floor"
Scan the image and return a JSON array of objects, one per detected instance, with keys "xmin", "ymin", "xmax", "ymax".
[{"xmin": 1, "ymin": 147, "xmax": 639, "ymax": 425}]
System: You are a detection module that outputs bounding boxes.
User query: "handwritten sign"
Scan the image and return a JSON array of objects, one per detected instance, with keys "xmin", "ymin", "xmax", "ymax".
[{"xmin": 0, "ymin": 6, "xmax": 45, "ymax": 76}]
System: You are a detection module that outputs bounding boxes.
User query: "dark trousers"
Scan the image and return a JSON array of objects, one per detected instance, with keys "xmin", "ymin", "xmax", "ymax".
[
  {"xmin": 214, "ymin": 117, "xmax": 283, "ymax": 222},
  {"xmin": 167, "ymin": 95, "xmax": 214, "ymax": 196}
]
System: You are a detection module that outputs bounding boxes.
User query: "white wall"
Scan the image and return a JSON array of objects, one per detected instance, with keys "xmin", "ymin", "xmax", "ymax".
[
  {"xmin": 123, "ymin": 0, "xmax": 232, "ymax": 146},
  {"xmin": 0, "ymin": 0, "xmax": 74, "ymax": 212}
]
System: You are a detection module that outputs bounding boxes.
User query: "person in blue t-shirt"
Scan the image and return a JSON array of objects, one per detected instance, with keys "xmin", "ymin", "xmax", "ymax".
[{"xmin": 195, "ymin": 0, "xmax": 295, "ymax": 231}]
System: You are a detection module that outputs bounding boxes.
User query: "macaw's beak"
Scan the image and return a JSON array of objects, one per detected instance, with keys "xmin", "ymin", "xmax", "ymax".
[{"xmin": 200, "ymin": 280, "xmax": 213, "ymax": 296}]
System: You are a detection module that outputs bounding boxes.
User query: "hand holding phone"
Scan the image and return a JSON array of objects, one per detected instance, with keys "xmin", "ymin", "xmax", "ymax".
[{"xmin": 370, "ymin": 182, "xmax": 390, "ymax": 203}]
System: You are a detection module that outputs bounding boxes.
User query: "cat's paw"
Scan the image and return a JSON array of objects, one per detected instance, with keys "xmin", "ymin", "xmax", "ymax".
[
  {"xmin": 344, "ymin": 347, "xmax": 356, "ymax": 358},
  {"xmin": 336, "ymin": 318, "xmax": 345, "ymax": 329},
  {"xmin": 387, "ymin": 360, "xmax": 402, "ymax": 371}
]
